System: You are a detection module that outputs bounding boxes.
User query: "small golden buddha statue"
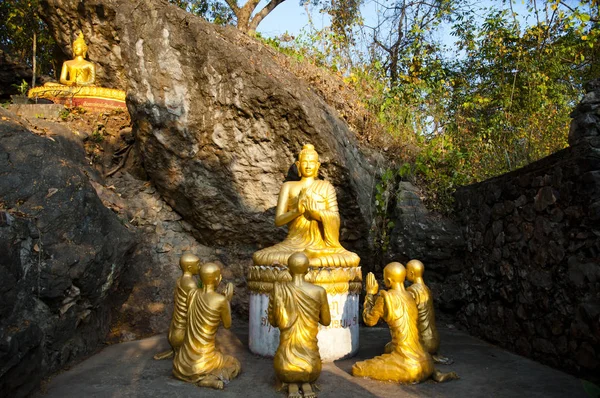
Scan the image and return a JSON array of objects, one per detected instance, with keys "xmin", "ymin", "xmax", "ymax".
[
  {"xmin": 172, "ymin": 263, "xmax": 240, "ymax": 389},
  {"xmin": 59, "ymin": 32, "xmax": 96, "ymax": 86},
  {"xmin": 154, "ymin": 253, "xmax": 200, "ymax": 361},
  {"xmin": 253, "ymin": 144, "xmax": 360, "ymax": 268},
  {"xmin": 28, "ymin": 32, "xmax": 125, "ymax": 109},
  {"xmin": 406, "ymin": 259, "xmax": 452, "ymax": 364},
  {"xmin": 269, "ymin": 252, "xmax": 331, "ymax": 398},
  {"xmin": 352, "ymin": 264, "xmax": 458, "ymax": 383}
]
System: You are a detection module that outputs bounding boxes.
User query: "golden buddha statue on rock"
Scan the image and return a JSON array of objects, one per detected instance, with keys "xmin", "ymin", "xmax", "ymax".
[
  {"xmin": 406, "ymin": 259, "xmax": 452, "ymax": 364},
  {"xmin": 269, "ymin": 252, "xmax": 331, "ymax": 398},
  {"xmin": 28, "ymin": 32, "xmax": 125, "ymax": 110},
  {"xmin": 154, "ymin": 253, "xmax": 200, "ymax": 361},
  {"xmin": 56, "ymin": 32, "xmax": 96, "ymax": 86},
  {"xmin": 253, "ymin": 144, "xmax": 360, "ymax": 268},
  {"xmin": 352, "ymin": 263, "xmax": 458, "ymax": 384},
  {"xmin": 172, "ymin": 262, "xmax": 240, "ymax": 389}
]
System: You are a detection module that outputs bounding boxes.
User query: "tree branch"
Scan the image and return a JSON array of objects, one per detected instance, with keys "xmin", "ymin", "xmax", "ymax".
[
  {"xmin": 249, "ymin": 0, "xmax": 286, "ymax": 32},
  {"xmin": 223, "ymin": 0, "xmax": 240, "ymax": 14}
]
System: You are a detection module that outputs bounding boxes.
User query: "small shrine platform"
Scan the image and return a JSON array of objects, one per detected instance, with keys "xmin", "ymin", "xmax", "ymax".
[
  {"xmin": 28, "ymin": 86, "xmax": 126, "ymax": 112},
  {"xmin": 33, "ymin": 326, "xmax": 590, "ymax": 398}
]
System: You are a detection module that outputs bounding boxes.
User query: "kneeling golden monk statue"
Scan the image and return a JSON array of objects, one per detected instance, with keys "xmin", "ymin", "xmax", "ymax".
[
  {"xmin": 352, "ymin": 263, "xmax": 457, "ymax": 383},
  {"xmin": 406, "ymin": 259, "xmax": 452, "ymax": 364},
  {"xmin": 173, "ymin": 263, "xmax": 240, "ymax": 389},
  {"xmin": 253, "ymin": 144, "xmax": 360, "ymax": 268},
  {"xmin": 269, "ymin": 252, "xmax": 331, "ymax": 398},
  {"xmin": 154, "ymin": 253, "xmax": 200, "ymax": 360}
]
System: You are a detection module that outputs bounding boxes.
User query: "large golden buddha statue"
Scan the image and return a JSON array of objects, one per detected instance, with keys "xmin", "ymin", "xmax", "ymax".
[
  {"xmin": 253, "ymin": 144, "xmax": 360, "ymax": 268},
  {"xmin": 28, "ymin": 32, "xmax": 125, "ymax": 110}
]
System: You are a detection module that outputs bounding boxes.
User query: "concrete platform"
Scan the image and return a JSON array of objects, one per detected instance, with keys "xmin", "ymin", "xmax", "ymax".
[{"xmin": 35, "ymin": 326, "xmax": 590, "ymax": 398}]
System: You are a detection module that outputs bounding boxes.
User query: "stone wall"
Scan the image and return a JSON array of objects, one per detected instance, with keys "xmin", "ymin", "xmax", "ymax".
[{"xmin": 454, "ymin": 80, "xmax": 600, "ymax": 383}]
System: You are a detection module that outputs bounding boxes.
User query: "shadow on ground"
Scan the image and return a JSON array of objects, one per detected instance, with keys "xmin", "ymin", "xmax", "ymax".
[{"xmin": 35, "ymin": 326, "xmax": 590, "ymax": 398}]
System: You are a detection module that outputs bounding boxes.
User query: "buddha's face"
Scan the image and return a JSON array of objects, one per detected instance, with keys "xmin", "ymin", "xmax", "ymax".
[
  {"xmin": 73, "ymin": 42, "xmax": 85, "ymax": 57},
  {"xmin": 297, "ymin": 154, "xmax": 320, "ymax": 178}
]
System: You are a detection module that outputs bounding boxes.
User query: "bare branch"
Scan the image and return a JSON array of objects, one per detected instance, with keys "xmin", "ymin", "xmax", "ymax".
[{"xmin": 249, "ymin": 0, "xmax": 286, "ymax": 32}]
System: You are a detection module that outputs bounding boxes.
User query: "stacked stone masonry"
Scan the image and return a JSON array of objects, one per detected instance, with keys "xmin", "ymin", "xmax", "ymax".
[{"xmin": 454, "ymin": 80, "xmax": 600, "ymax": 383}]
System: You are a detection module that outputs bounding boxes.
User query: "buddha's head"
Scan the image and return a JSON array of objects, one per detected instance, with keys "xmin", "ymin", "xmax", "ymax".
[
  {"xmin": 73, "ymin": 32, "xmax": 88, "ymax": 58},
  {"xmin": 288, "ymin": 252, "xmax": 310, "ymax": 275},
  {"xmin": 200, "ymin": 262, "xmax": 222, "ymax": 287},
  {"xmin": 406, "ymin": 259, "xmax": 424, "ymax": 282},
  {"xmin": 383, "ymin": 262, "xmax": 406, "ymax": 288},
  {"xmin": 179, "ymin": 253, "xmax": 200, "ymax": 274},
  {"xmin": 296, "ymin": 144, "xmax": 320, "ymax": 178}
]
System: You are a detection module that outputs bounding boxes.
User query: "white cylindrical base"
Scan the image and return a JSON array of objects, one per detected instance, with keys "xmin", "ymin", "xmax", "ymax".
[{"xmin": 248, "ymin": 292, "xmax": 359, "ymax": 362}]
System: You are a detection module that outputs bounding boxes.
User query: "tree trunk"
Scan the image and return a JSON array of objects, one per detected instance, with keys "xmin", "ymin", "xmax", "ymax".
[{"xmin": 32, "ymin": 31, "xmax": 37, "ymax": 88}]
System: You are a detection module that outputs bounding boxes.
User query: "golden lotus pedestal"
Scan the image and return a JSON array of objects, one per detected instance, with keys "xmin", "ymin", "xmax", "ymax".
[
  {"xmin": 247, "ymin": 265, "xmax": 362, "ymax": 361},
  {"xmin": 28, "ymin": 85, "xmax": 126, "ymax": 112}
]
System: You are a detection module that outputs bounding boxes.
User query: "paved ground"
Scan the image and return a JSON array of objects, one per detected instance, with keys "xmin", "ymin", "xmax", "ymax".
[{"xmin": 35, "ymin": 326, "xmax": 591, "ymax": 398}]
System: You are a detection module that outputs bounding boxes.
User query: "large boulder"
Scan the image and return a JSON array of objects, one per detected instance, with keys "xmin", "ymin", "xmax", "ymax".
[
  {"xmin": 0, "ymin": 109, "xmax": 136, "ymax": 397},
  {"xmin": 39, "ymin": 0, "xmax": 376, "ymax": 259}
]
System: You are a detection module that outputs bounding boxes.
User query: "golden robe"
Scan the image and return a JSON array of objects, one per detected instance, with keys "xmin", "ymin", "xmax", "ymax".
[
  {"xmin": 253, "ymin": 180, "xmax": 360, "ymax": 267},
  {"xmin": 268, "ymin": 282, "xmax": 322, "ymax": 383},
  {"xmin": 352, "ymin": 289, "xmax": 434, "ymax": 383},
  {"xmin": 172, "ymin": 290, "xmax": 240, "ymax": 383},
  {"xmin": 407, "ymin": 283, "xmax": 440, "ymax": 354},
  {"xmin": 168, "ymin": 275, "xmax": 196, "ymax": 350}
]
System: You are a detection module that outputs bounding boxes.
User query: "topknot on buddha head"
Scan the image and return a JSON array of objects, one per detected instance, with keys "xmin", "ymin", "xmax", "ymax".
[
  {"xmin": 73, "ymin": 32, "xmax": 88, "ymax": 57},
  {"xmin": 298, "ymin": 144, "xmax": 319, "ymax": 161}
]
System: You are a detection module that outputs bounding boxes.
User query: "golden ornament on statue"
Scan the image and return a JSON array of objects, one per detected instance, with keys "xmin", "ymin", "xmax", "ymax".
[{"xmin": 269, "ymin": 252, "xmax": 331, "ymax": 398}]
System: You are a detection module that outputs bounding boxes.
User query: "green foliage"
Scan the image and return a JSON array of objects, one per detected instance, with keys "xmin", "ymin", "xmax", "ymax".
[
  {"xmin": 372, "ymin": 168, "xmax": 398, "ymax": 253},
  {"xmin": 12, "ymin": 79, "xmax": 29, "ymax": 95},
  {"xmin": 0, "ymin": 0, "xmax": 56, "ymax": 78},
  {"xmin": 168, "ymin": 0, "xmax": 235, "ymax": 25},
  {"xmin": 59, "ymin": 108, "xmax": 70, "ymax": 121},
  {"xmin": 90, "ymin": 128, "xmax": 104, "ymax": 143},
  {"xmin": 271, "ymin": 1, "xmax": 598, "ymax": 214}
]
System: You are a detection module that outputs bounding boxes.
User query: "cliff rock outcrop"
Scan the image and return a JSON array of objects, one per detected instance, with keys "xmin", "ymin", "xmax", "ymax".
[{"xmin": 0, "ymin": 109, "xmax": 136, "ymax": 397}]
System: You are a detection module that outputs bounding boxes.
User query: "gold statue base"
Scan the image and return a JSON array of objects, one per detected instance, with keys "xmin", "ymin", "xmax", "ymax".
[
  {"xmin": 247, "ymin": 265, "xmax": 362, "ymax": 361},
  {"xmin": 28, "ymin": 85, "xmax": 126, "ymax": 112}
]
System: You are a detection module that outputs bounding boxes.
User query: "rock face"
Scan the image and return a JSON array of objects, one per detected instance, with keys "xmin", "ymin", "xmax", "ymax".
[
  {"xmin": 388, "ymin": 182, "xmax": 465, "ymax": 285},
  {"xmin": 454, "ymin": 80, "xmax": 600, "ymax": 383},
  {"xmin": 39, "ymin": 0, "xmax": 376, "ymax": 260},
  {"xmin": 0, "ymin": 109, "xmax": 136, "ymax": 397}
]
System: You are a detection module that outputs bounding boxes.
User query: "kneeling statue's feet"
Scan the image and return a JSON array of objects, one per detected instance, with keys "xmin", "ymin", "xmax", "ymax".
[
  {"xmin": 197, "ymin": 375, "xmax": 224, "ymax": 390},
  {"xmin": 288, "ymin": 383, "xmax": 302, "ymax": 398},
  {"xmin": 153, "ymin": 349, "xmax": 174, "ymax": 360},
  {"xmin": 302, "ymin": 382, "xmax": 317, "ymax": 398},
  {"xmin": 432, "ymin": 369, "xmax": 460, "ymax": 383},
  {"xmin": 432, "ymin": 354, "xmax": 454, "ymax": 365}
]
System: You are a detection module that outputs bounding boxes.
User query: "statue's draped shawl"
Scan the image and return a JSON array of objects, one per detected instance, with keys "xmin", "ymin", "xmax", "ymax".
[
  {"xmin": 407, "ymin": 283, "xmax": 439, "ymax": 353},
  {"xmin": 253, "ymin": 179, "xmax": 360, "ymax": 267},
  {"xmin": 172, "ymin": 290, "xmax": 240, "ymax": 382},
  {"xmin": 168, "ymin": 278, "xmax": 193, "ymax": 349},
  {"xmin": 269, "ymin": 282, "xmax": 322, "ymax": 383}
]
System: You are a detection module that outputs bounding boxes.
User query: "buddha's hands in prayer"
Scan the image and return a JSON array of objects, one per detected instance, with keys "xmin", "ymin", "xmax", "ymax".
[
  {"xmin": 366, "ymin": 272, "xmax": 379, "ymax": 295},
  {"xmin": 298, "ymin": 190, "xmax": 322, "ymax": 221},
  {"xmin": 224, "ymin": 282, "xmax": 234, "ymax": 302}
]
